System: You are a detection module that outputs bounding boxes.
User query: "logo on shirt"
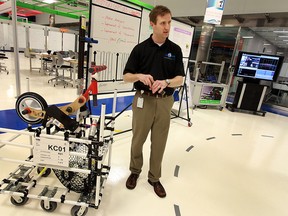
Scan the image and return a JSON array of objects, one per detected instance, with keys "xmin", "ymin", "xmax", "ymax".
[{"xmin": 164, "ymin": 53, "xmax": 175, "ymax": 60}]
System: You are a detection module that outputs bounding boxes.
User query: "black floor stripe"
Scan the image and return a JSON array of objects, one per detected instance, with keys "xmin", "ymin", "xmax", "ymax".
[
  {"xmin": 232, "ymin": 133, "xmax": 243, "ymax": 136},
  {"xmin": 206, "ymin": 137, "xmax": 215, "ymax": 140},
  {"xmin": 174, "ymin": 204, "xmax": 181, "ymax": 216},
  {"xmin": 174, "ymin": 165, "xmax": 180, "ymax": 177},
  {"xmin": 186, "ymin": 145, "xmax": 194, "ymax": 152},
  {"xmin": 261, "ymin": 135, "xmax": 274, "ymax": 138}
]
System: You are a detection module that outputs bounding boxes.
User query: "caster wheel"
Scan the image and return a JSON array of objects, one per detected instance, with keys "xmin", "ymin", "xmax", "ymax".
[
  {"xmin": 219, "ymin": 107, "xmax": 223, "ymax": 111},
  {"xmin": 71, "ymin": 205, "xmax": 88, "ymax": 216},
  {"xmin": 10, "ymin": 196, "xmax": 29, "ymax": 206},
  {"xmin": 188, "ymin": 122, "xmax": 192, "ymax": 127},
  {"xmin": 40, "ymin": 200, "xmax": 57, "ymax": 212},
  {"xmin": 37, "ymin": 167, "xmax": 51, "ymax": 177}
]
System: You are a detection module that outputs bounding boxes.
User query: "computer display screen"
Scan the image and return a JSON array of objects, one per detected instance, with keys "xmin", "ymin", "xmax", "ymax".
[{"xmin": 234, "ymin": 51, "xmax": 284, "ymax": 82}]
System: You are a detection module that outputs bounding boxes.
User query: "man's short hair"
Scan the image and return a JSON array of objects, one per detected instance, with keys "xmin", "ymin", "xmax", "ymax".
[{"xmin": 149, "ymin": 5, "xmax": 171, "ymax": 24}]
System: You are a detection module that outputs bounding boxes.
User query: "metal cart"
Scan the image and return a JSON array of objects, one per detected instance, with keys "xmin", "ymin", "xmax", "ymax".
[{"xmin": 0, "ymin": 92, "xmax": 116, "ymax": 216}]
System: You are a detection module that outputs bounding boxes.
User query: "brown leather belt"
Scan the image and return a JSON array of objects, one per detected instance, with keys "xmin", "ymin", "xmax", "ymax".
[{"xmin": 137, "ymin": 90, "xmax": 171, "ymax": 98}]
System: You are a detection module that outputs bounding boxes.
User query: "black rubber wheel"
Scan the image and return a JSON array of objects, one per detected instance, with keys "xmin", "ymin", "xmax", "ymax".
[
  {"xmin": 15, "ymin": 92, "xmax": 48, "ymax": 125},
  {"xmin": 40, "ymin": 200, "xmax": 57, "ymax": 212},
  {"xmin": 71, "ymin": 205, "xmax": 88, "ymax": 216},
  {"xmin": 10, "ymin": 196, "xmax": 29, "ymax": 206},
  {"xmin": 37, "ymin": 167, "xmax": 51, "ymax": 177}
]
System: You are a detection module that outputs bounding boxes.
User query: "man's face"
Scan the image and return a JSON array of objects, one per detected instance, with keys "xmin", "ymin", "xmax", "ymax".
[{"xmin": 150, "ymin": 13, "xmax": 172, "ymax": 41}]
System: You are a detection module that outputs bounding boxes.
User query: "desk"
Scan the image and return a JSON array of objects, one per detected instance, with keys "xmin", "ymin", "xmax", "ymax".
[
  {"xmin": 29, "ymin": 52, "xmax": 50, "ymax": 73},
  {"xmin": 29, "ymin": 53, "xmax": 79, "ymax": 87}
]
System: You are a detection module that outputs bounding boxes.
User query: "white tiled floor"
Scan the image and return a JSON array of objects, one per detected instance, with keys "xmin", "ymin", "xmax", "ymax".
[{"xmin": 0, "ymin": 52, "xmax": 288, "ymax": 216}]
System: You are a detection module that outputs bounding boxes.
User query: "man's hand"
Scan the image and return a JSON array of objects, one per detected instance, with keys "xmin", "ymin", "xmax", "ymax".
[
  {"xmin": 151, "ymin": 80, "xmax": 168, "ymax": 94},
  {"xmin": 138, "ymin": 74, "xmax": 154, "ymax": 88}
]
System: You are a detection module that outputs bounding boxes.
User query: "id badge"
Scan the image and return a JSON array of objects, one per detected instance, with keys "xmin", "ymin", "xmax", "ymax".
[{"xmin": 137, "ymin": 97, "xmax": 144, "ymax": 108}]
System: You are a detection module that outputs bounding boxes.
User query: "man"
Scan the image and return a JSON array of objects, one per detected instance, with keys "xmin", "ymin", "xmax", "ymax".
[{"xmin": 123, "ymin": 5, "xmax": 185, "ymax": 198}]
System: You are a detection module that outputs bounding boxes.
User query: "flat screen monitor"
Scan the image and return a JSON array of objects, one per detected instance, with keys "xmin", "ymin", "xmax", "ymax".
[{"xmin": 234, "ymin": 51, "xmax": 284, "ymax": 82}]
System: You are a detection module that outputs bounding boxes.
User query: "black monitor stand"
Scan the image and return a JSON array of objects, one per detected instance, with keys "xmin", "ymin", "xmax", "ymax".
[{"xmin": 226, "ymin": 79, "xmax": 267, "ymax": 116}]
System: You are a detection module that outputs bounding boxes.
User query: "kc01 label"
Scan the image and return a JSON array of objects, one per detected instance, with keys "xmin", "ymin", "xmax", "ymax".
[{"xmin": 34, "ymin": 137, "xmax": 70, "ymax": 167}]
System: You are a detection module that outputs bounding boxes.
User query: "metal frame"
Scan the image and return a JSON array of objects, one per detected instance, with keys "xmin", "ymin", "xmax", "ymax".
[
  {"xmin": 0, "ymin": 102, "xmax": 115, "ymax": 216},
  {"xmin": 190, "ymin": 60, "xmax": 233, "ymax": 110}
]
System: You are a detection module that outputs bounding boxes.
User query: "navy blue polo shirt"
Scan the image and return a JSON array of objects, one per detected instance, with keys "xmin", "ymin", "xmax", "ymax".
[{"xmin": 124, "ymin": 35, "xmax": 185, "ymax": 96}]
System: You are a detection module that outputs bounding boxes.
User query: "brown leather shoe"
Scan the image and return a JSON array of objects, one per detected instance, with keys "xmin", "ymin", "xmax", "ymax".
[
  {"xmin": 126, "ymin": 173, "xmax": 139, "ymax": 190},
  {"xmin": 148, "ymin": 179, "xmax": 166, "ymax": 198}
]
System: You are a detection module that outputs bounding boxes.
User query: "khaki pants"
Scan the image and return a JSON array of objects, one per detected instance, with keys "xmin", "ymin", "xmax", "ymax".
[{"xmin": 129, "ymin": 91, "xmax": 174, "ymax": 182}]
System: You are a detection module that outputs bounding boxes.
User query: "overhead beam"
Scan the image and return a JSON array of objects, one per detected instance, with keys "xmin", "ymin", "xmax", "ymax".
[
  {"xmin": 123, "ymin": 0, "xmax": 153, "ymax": 10},
  {"xmin": 16, "ymin": 1, "xmax": 80, "ymax": 19}
]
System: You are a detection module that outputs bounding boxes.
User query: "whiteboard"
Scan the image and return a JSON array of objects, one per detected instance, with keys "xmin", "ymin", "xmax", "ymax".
[
  {"xmin": 30, "ymin": 28, "xmax": 45, "ymax": 50},
  {"xmin": 169, "ymin": 20, "xmax": 194, "ymax": 58},
  {"xmin": 63, "ymin": 33, "xmax": 75, "ymax": 51},
  {"xmin": 139, "ymin": 8, "xmax": 152, "ymax": 43},
  {"xmin": 91, "ymin": 0, "xmax": 141, "ymax": 53},
  {"xmin": 89, "ymin": 0, "xmax": 142, "ymax": 92},
  {"xmin": 48, "ymin": 31, "xmax": 62, "ymax": 51}
]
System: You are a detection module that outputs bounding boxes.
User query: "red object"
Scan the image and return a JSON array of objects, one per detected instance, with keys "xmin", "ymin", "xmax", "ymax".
[
  {"xmin": 89, "ymin": 65, "xmax": 107, "ymax": 74},
  {"xmin": 83, "ymin": 79, "xmax": 98, "ymax": 101},
  {"xmin": 82, "ymin": 64, "xmax": 106, "ymax": 102}
]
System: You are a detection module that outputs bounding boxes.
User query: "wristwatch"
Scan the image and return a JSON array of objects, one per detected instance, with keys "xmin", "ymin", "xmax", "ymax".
[{"xmin": 165, "ymin": 79, "xmax": 170, "ymax": 86}]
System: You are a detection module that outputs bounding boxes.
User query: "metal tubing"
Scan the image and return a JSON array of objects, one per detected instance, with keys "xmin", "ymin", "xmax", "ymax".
[
  {"xmin": 26, "ymin": 77, "xmax": 30, "ymax": 92},
  {"xmin": 95, "ymin": 104, "xmax": 106, "ymax": 207},
  {"xmin": 189, "ymin": 60, "xmax": 223, "ymax": 66},
  {"xmin": 0, "ymin": 128, "xmax": 92, "ymax": 145},
  {"xmin": 217, "ymin": 61, "xmax": 225, "ymax": 83},
  {"xmin": 108, "ymin": 90, "xmax": 117, "ymax": 166},
  {"xmin": 237, "ymin": 83, "xmax": 246, "ymax": 108},
  {"xmin": 11, "ymin": 0, "xmax": 21, "ymax": 96},
  {"xmin": 0, "ymin": 140, "xmax": 33, "ymax": 149},
  {"xmin": 0, "ymin": 157, "xmax": 91, "ymax": 174}
]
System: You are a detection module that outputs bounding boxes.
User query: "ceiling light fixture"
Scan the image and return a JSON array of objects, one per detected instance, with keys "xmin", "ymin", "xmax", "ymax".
[
  {"xmin": 273, "ymin": 30, "xmax": 288, "ymax": 33},
  {"xmin": 278, "ymin": 36, "xmax": 288, "ymax": 38},
  {"xmin": 42, "ymin": 0, "xmax": 57, "ymax": 4},
  {"xmin": 242, "ymin": 36, "xmax": 254, "ymax": 39},
  {"xmin": 263, "ymin": 43, "xmax": 271, "ymax": 45}
]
